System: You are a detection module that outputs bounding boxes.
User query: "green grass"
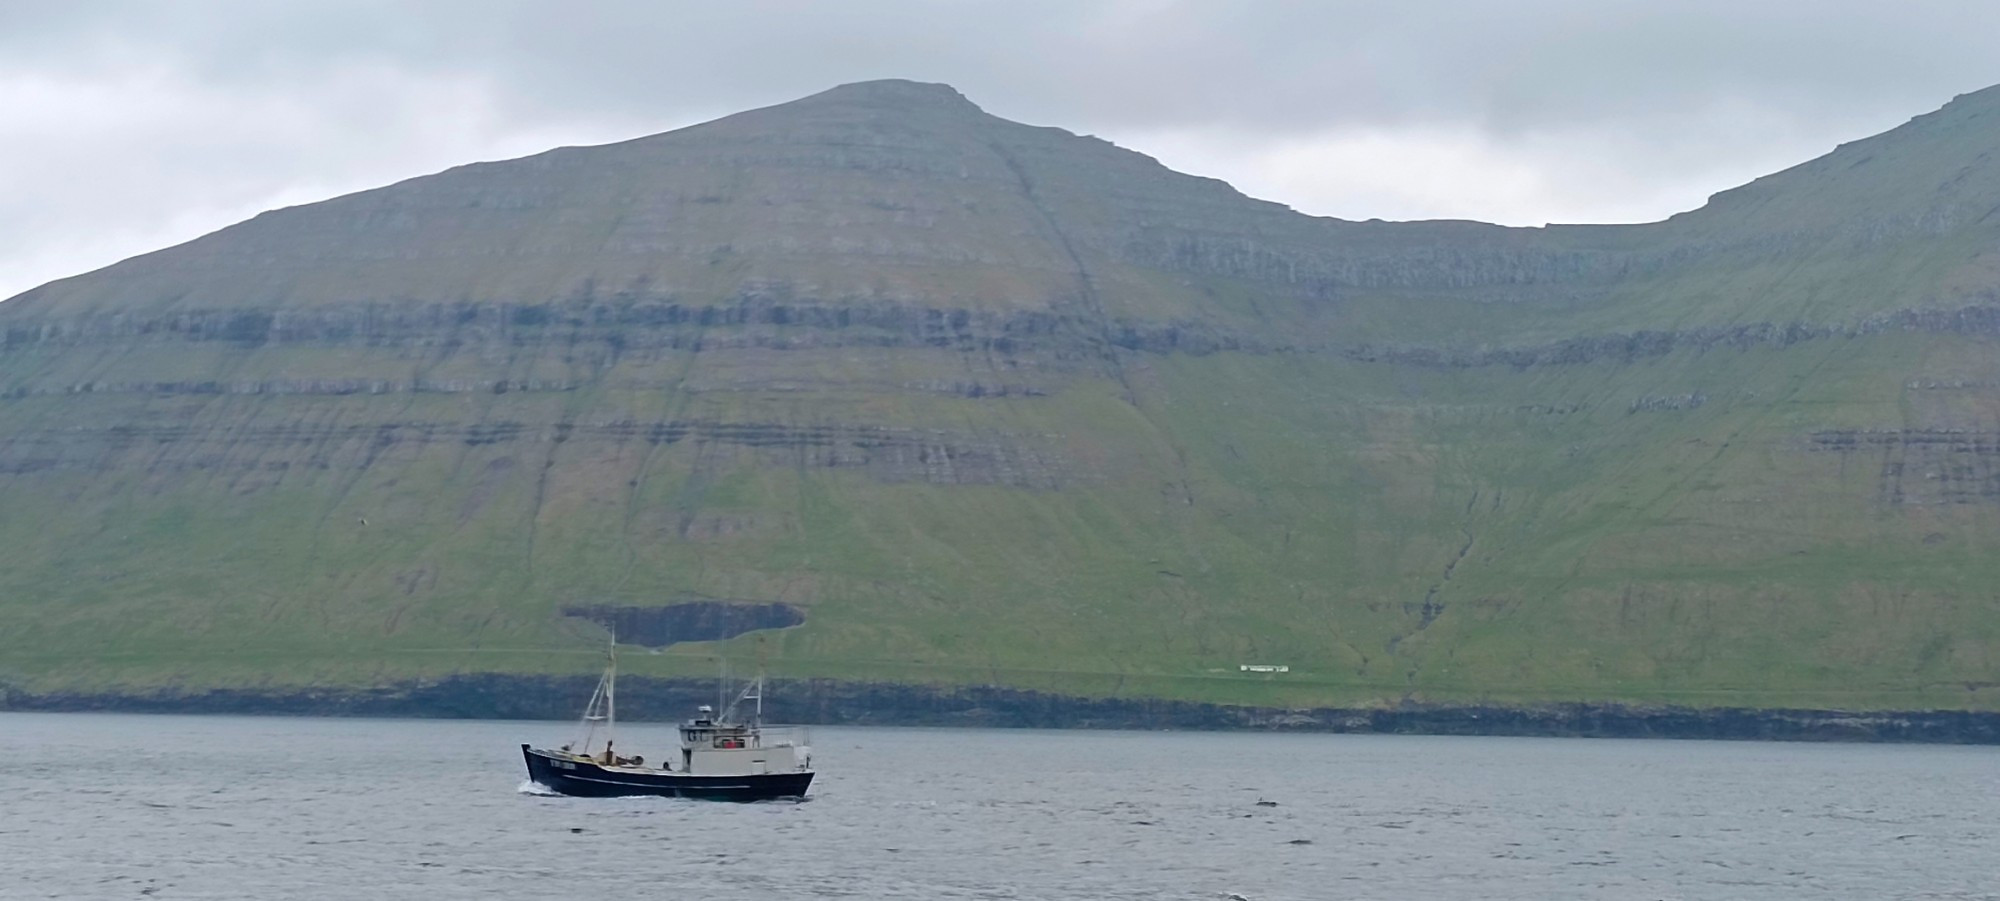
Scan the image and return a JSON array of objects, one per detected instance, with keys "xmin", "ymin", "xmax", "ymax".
[{"xmin": 3, "ymin": 321, "xmax": 1997, "ymax": 712}]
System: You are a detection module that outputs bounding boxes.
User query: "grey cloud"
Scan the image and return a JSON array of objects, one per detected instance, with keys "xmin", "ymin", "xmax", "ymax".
[{"xmin": 12, "ymin": 1, "xmax": 1998, "ymax": 133}]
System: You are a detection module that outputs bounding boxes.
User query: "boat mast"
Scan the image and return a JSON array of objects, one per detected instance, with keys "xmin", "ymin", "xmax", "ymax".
[
  {"xmin": 756, "ymin": 636, "xmax": 767, "ymax": 725},
  {"xmin": 573, "ymin": 630, "xmax": 618, "ymax": 755},
  {"xmin": 605, "ymin": 632, "xmax": 617, "ymax": 749},
  {"xmin": 715, "ymin": 637, "xmax": 770, "ymax": 726},
  {"xmin": 717, "ymin": 656, "xmax": 729, "ymax": 717},
  {"xmin": 718, "ymin": 668, "xmax": 765, "ymax": 726}
]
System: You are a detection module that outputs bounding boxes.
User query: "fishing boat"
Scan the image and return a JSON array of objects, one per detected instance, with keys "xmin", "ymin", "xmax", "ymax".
[{"xmin": 520, "ymin": 643, "xmax": 815, "ymax": 801}]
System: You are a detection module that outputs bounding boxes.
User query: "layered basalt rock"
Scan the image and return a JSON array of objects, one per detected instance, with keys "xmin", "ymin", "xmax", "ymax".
[
  {"xmin": 0, "ymin": 418, "xmax": 1080, "ymax": 488},
  {"xmin": 1812, "ymin": 429, "xmax": 2000, "ymax": 506}
]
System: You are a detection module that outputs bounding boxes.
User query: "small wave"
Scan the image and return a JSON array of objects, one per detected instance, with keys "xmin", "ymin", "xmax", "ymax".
[{"xmin": 517, "ymin": 780, "xmax": 560, "ymax": 797}]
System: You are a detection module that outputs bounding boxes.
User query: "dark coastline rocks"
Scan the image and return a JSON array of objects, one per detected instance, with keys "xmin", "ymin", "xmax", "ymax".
[{"xmin": 4, "ymin": 677, "xmax": 1997, "ymax": 745}]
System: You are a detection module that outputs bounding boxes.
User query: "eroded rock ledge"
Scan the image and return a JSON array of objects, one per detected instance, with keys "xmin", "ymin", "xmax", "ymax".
[
  {"xmin": 1346, "ymin": 302, "xmax": 2000, "ymax": 369},
  {"xmin": 0, "ymin": 301, "xmax": 1248, "ymax": 357},
  {"xmin": 4, "ymin": 676, "xmax": 1995, "ymax": 744},
  {"xmin": 0, "ymin": 418, "xmax": 1081, "ymax": 488},
  {"xmin": 6, "ymin": 300, "xmax": 1997, "ymax": 371}
]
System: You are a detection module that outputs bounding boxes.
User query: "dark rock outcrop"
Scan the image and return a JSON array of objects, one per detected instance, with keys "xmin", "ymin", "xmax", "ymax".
[{"xmin": 560, "ymin": 601, "xmax": 805, "ymax": 647}]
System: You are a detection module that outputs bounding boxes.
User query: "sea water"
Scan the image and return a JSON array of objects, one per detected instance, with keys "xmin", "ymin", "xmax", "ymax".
[{"xmin": 1, "ymin": 712, "xmax": 1995, "ymax": 899}]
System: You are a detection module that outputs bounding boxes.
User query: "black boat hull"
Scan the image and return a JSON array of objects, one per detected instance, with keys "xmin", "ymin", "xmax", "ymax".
[{"xmin": 521, "ymin": 745, "xmax": 813, "ymax": 801}]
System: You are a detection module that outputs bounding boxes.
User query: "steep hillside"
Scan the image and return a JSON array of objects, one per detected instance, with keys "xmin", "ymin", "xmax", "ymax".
[{"xmin": 2, "ymin": 80, "xmax": 1998, "ymax": 713}]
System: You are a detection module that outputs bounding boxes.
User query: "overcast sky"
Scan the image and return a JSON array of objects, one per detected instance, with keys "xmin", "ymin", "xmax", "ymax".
[{"xmin": 4, "ymin": 0, "xmax": 1998, "ymax": 301}]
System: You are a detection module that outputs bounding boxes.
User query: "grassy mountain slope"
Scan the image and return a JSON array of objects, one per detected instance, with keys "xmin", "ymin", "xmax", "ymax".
[{"xmin": 2, "ymin": 80, "xmax": 1998, "ymax": 711}]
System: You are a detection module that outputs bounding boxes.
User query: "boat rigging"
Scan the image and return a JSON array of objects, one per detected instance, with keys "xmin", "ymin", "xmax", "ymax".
[{"xmin": 520, "ymin": 636, "xmax": 814, "ymax": 801}]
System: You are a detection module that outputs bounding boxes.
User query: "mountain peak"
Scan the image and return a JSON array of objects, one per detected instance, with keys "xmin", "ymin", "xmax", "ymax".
[
  {"xmin": 804, "ymin": 79, "xmax": 980, "ymax": 110},
  {"xmin": 626, "ymin": 78, "xmax": 997, "ymax": 149}
]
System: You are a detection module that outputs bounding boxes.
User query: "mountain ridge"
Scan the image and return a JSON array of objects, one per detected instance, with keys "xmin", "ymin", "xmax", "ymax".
[
  {"xmin": 11, "ymin": 77, "xmax": 1999, "ymax": 354},
  {"xmin": 1, "ymin": 79, "xmax": 1997, "ymax": 717}
]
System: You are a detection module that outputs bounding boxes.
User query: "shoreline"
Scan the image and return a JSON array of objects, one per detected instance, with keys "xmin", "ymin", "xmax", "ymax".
[{"xmin": 5, "ymin": 674, "xmax": 1998, "ymax": 744}]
